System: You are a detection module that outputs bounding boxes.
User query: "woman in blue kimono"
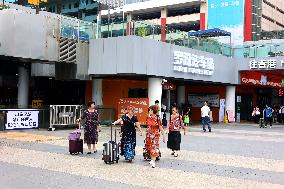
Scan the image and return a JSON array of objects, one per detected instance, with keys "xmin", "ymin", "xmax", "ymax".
[{"xmin": 113, "ymin": 107, "xmax": 143, "ymax": 162}]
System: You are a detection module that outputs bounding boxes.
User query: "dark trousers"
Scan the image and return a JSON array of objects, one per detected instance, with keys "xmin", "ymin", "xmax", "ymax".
[
  {"xmin": 265, "ymin": 117, "xmax": 273, "ymax": 127},
  {"xmin": 202, "ymin": 116, "xmax": 211, "ymax": 131}
]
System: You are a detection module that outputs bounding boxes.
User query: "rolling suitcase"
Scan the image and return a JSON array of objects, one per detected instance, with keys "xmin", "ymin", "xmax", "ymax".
[
  {"xmin": 69, "ymin": 139, "xmax": 83, "ymax": 155},
  {"xmin": 102, "ymin": 124, "xmax": 119, "ymax": 164},
  {"xmin": 68, "ymin": 129, "xmax": 83, "ymax": 155}
]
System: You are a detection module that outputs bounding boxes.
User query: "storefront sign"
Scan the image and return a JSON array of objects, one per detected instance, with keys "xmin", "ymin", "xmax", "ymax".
[
  {"xmin": 240, "ymin": 71, "xmax": 283, "ymax": 88},
  {"xmin": 249, "ymin": 59, "xmax": 284, "ymax": 70},
  {"xmin": 173, "ymin": 51, "xmax": 214, "ymax": 76},
  {"xmin": 162, "ymin": 83, "xmax": 176, "ymax": 90},
  {"xmin": 5, "ymin": 110, "xmax": 39, "ymax": 130},
  {"xmin": 117, "ymin": 98, "xmax": 149, "ymax": 125},
  {"xmin": 32, "ymin": 100, "xmax": 43, "ymax": 108},
  {"xmin": 188, "ymin": 94, "xmax": 219, "ymax": 108}
]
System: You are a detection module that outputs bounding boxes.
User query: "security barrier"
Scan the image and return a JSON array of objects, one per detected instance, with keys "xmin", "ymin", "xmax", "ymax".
[{"xmin": 49, "ymin": 105, "xmax": 83, "ymax": 129}]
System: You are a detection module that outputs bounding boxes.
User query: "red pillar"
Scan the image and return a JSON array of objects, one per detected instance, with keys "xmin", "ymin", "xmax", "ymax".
[
  {"xmin": 200, "ymin": 13, "xmax": 206, "ymax": 30},
  {"xmin": 161, "ymin": 17, "xmax": 166, "ymax": 42},
  {"xmin": 244, "ymin": 0, "xmax": 252, "ymax": 41}
]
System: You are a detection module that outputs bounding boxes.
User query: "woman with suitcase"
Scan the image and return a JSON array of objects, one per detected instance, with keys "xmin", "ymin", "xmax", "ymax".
[
  {"xmin": 77, "ymin": 101, "xmax": 101, "ymax": 154},
  {"xmin": 166, "ymin": 105, "xmax": 186, "ymax": 157},
  {"xmin": 113, "ymin": 106, "xmax": 143, "ymax": 162},
  {"xmin": 145, "ymin": 105, "xmax": 166, "ymax": 168}
]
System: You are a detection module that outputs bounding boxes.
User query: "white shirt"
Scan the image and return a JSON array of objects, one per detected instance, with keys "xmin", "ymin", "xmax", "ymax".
[{"xmin": 201, "ymin": 105, "xmax": 210, "ymax": 117}]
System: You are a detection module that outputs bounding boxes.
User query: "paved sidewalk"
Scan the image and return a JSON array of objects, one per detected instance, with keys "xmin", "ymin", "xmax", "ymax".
[{"xmin": 0, "ymin": 123, "xmax": 283, "ymax": 189}]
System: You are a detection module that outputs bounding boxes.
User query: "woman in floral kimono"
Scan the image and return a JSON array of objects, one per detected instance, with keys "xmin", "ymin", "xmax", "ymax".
[
  {"xmin": 145, "ymin": 105, "xmax": 165, "ymax": 168},
  {"xmin": 77, "ymin": 101, "xmax": 101, "ymax": 154},
  {"xmin": 167, "ymin": 105, "xmax": 186, "ymax": 157}
]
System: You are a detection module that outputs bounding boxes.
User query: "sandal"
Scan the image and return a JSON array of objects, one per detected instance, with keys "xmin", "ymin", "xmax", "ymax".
[{"xmin": 94, "ymin": 150, "xmax": 97, "ymax": 153}]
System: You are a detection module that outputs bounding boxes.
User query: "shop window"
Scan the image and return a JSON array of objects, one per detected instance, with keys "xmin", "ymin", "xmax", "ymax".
[{"xmin": 128, "ymin": 89, "xmax": 147, "ymax": 98}]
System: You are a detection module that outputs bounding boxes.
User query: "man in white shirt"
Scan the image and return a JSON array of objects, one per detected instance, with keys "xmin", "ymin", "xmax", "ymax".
[{"xmin": 201, "ymin": 101, "xmax": 211, "ymax": 132}]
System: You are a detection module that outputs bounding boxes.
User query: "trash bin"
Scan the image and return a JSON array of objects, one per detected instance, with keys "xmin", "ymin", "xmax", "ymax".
[
  {"xmin": 0, "ymin": 111, "xmax": 5, "ymax": 131},
  {"xmin": 259, "ymin": 118, "xmax": 264, "ymax": 128}
]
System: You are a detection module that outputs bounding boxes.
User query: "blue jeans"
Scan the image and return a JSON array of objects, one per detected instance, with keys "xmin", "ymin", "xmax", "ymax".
[{"xmin": 202, "ymin": 116, "xmax": 211, "ymax": 130}]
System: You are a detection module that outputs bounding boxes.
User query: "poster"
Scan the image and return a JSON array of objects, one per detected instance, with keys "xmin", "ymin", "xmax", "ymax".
[
  {"xmin": 208, "ymin": 0, "xmax": 245, "ymax": 46},
  {"xmin": 5, "ymin": 110, "xmax": 39, "ymax": 130},
  {"xmin": 188, "ymin": 94, "xmax": 219, "ymax": 108},
  {"xmin": 219, "ymin": 99, "xmax": 225, "ymax": 122},
  {"xmin": 117, "ymin": 98, "xmax": 149, "ymax": 125}
]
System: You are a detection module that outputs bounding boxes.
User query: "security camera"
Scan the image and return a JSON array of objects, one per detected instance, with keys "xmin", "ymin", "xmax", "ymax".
[{"xmin": 161, "ymin": 79, "xmax": 167, "ymax": 84}]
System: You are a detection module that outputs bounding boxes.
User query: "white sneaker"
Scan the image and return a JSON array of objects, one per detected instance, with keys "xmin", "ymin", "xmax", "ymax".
[
  {"xmin": 151, "ymin": 161, "xmax": 155, "ymax": 168},
  {"xmin": 270, "ymin": 126, "xmax": 272, "ymax": 128}
]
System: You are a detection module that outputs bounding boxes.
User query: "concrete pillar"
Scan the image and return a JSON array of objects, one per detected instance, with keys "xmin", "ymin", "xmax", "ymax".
[
  {"xmin": 18, "ymin": 65, "xmax": 29, "ymax": 108},
  {"xmin": 177, "ymin": 85, "xmax": 185, "ymax": 108},
  {"xmin": 167, "ymin": 90, "xmax": 171, "ymax": 111},
  {"xmin": 96, "ymin": 10, "xmax": 101, "ymax": 39},
  {"xmin": 160, "ymin": 7, "xmax": 168, "ymax": 42},
  {"xmin": 225, "ymin": 86, "xmax": 236, "ymax": 121},
  {"xmin": 126, "ymin": 12, "xmax": 133, "ymax": 35},
  {"xmin": 148, "ymin": 78, "xmax": 162, "ymax": 114},
  {"xmin": 92, "ymin": 78, "xmax": 103, "ymax": 106}
]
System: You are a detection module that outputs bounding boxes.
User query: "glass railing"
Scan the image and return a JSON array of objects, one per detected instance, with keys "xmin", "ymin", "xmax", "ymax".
[{"xmin": 60, "ymin": 15, "xmax": 97, "ymax": 42}]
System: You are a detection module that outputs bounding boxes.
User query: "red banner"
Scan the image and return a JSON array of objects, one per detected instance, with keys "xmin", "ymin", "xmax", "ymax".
[
  {"xmin": 117, "ymin": 98, "xmax": 149, "ymax": 125},
  {"xmin": 240, "ymin": 71, "xmax": 283, "ymax": 88}
]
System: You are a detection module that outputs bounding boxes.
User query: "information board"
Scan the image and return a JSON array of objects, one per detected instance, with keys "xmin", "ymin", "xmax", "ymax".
[{"xmin": 5, "ymin": 110, "xmax": 39, "ymax": 130}]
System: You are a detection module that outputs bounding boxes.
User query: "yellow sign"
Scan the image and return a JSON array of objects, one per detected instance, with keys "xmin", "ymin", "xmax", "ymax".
[
  {"xmin": 28, "ymin": 0, "xmax": 47, "ymax": 6},
  {"xmin": 32, "ymin": 100, "xmax": 43, "ymax": 108}
]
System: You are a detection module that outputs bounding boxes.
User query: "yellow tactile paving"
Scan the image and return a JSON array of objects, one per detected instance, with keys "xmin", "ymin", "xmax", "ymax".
[{"xmin": 0, "ymin": 132, "xmax": 64, "ymax": 142}]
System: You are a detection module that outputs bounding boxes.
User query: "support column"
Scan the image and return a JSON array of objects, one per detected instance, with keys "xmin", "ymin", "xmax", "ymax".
[
  {"xmin": 167, "ymin": 90, "xmax": 171, "ymax": 111},
  {"xmin": 92, "ymin": 78, "xmax": 103, "ymax": 106},
  {"xmin": 148, "ymin": 78, "xmax": 162, "ymax": 115},
  {"xmin": 18, "ymin": 65, "xmax": 29, "ymax": 108},
  {"xmin": 225, "ymin": 86, "xmax": 236, "ymax": 122},
  {"xmin": 126, "ymin": 12, "xmax": 133, "ymax": 35},
  {"xmin": 160, "ymin": 7, "xmax": 168, "ymax": 42},
  {"xmin": 96, "ymin": 9, "xmax": 101, "ymax": 39},
  {"xmin": 177, "ymin": 85, "xmax": 185, "ymax": 108}
]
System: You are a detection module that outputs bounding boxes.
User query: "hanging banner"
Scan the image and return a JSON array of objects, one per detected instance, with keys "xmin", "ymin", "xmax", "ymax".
[
  {"xmin": 5, "ymin": 110, "xmax": 39, "ymax": 130},
  {"xmin": 117, "ymin": 98, "xmax": 149, "ymax": 125}
]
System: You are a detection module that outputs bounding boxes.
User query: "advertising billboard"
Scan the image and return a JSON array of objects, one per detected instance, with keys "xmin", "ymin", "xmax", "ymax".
[{"xmin": 208, "ymin": 0, "xmax": 245, "ymax": 46}]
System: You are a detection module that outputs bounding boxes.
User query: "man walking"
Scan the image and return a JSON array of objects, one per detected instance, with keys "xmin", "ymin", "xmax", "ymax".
[
  {"xmin": 201, "ymin": 101, "xmax": 211, "ymax": 132},
  {"xmin": 263, "ymin": 105, "xmax": 273, "ymax": 128}
]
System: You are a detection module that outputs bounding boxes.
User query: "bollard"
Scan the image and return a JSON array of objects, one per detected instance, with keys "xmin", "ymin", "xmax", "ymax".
[{"xmin": 259, "ymin": 118, "xmax": 264, "ymax": 128}]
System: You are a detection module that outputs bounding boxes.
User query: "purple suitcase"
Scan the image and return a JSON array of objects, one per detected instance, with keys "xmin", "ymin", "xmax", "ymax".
[{"xmin": 69, "ymin": 139, "xmax": 83, "ymax": 155}]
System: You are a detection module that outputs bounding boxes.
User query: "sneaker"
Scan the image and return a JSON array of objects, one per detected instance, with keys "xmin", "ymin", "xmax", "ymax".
[
  {"xmin": 203, "ymin": 129, "xmax": 206, "ymax": 132},
  {"xmin": 87, "ymin": 152, "xmax": 91, "ymax": 154},
  {"xmin": 270, "ymin": 126, "xmax": 272, "ymax": 128},
  {"xmin": 209, "ymin": 129, "xmax": 211, "ymax": 132},
  {"xmin": 171, "ymin": 152, "xmax": 175, "ymax": 156},
  {"xmin": 174, "ymin": 153, "xmax": 178, "ymax": 157},
  {"xmin": 151, "ymin": 161, "xmax": 155, "ymax": 168}
]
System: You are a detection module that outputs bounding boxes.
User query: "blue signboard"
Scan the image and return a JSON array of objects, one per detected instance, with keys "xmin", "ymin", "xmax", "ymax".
[{"xmin": 208, "ymin": 0, "xmax": 245, "ymax": 46}]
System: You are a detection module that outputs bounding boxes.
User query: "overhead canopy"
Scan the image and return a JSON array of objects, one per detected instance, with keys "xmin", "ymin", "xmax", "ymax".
[{"xmin": 188, "ymin": 28, "xmax": 231, "ymax": 38}]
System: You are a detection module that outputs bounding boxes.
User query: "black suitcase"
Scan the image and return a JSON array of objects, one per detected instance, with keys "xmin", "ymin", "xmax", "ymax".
[
  {"xmin": 102, "ymin": 124, "xmax": 119, "ymax": 164},
  {"xmin": 69, "ymin": 139, "xmax": 83, "ymax": 155}
]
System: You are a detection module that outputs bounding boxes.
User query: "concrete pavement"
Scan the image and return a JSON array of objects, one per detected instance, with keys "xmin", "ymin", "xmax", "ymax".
[{"xmin": 0, "ymin": 123, "xmax": 283, "ymax": 189}]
